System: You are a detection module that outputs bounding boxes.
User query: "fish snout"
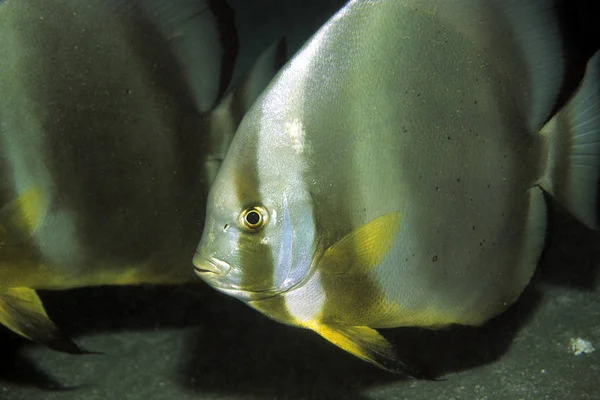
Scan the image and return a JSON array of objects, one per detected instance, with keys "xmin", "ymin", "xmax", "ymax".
[{"xmin": 193, "ymin": 253, "xmax": 231, "ymax": 278}]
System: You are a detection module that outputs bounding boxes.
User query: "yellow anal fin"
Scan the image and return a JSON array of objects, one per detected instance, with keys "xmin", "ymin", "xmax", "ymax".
[
  {"xmin": 319, "ymin": 211, "xmax": 402, "ymax": 275},
  {"xmin": 0, "ymin": 287, "xmax": 95, "ymax": 354},
  {"xmin": 0, "ymin": 187, "xmax": 46, "ymax": 245},
  {"xmin": 309, "ymin": 322, "xmax": 433, "ymax": 378}
]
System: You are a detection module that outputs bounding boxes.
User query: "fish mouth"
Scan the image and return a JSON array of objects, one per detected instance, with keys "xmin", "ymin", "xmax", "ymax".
[
  {"xmin": 191, "ymin": 254, "xmax": 293, "ymax": 302},
  {"xmin": 193, "ymin": 254, "xmax": 231, "ymax": 277}
]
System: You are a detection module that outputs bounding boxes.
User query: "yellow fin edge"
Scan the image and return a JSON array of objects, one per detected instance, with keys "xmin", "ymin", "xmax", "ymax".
[
  {"xmin": 0, "ymin": 287, "xmax": 93, "ymax": 354},
  {"xmin": 306, "ymin": 320, "xmax": 431, "ymax": 378}
]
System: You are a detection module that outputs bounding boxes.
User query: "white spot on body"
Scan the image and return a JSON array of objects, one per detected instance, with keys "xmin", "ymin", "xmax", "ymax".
[
  {"xmin": 285, "ymin": 119, "xmax": 306, "ymax": 154},
  {"xmin": 257, "ymin": 3, "xmax": 346, "ymax": 158}
]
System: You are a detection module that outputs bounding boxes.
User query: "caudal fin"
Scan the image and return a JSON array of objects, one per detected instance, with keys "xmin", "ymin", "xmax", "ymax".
[{"xmin": 540, "ymin": 51, "xmax": 600, "ymax": 229}]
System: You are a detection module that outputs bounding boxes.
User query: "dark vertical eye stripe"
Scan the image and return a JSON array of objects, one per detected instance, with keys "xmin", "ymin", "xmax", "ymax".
[{"xmin": 231, "ymin": 121, "xmax": 276, "ymax": 300}]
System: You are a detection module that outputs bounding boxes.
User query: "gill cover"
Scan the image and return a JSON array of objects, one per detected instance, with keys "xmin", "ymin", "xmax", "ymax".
[{"xmin": 196, "ymin": 189, "xmax": 317, "ymax": 296}]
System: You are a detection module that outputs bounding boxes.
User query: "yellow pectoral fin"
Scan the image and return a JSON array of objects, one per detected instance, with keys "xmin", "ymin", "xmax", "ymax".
[
  {"xmin": 319, "ymin": 211, "xmax": 402, "ymax": 275},
  {"xmin": 307, "ymin": 321, "xmax": 429, "ymax": 378},
  {"xmin": 0, "ymin": 187, "xmax": 46, "ymax": 245},
  {"xmin": 0, "ymin": 287, "xmax": 93, "ymax": 354}
]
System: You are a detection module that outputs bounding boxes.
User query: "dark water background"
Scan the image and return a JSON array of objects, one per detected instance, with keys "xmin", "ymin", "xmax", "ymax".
[{"xmin": 1, "ymin": 1, "xmax": 599, "ymax": 399}]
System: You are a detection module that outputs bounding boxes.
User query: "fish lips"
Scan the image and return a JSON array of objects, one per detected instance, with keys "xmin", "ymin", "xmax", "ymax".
[
  {"xmin": 192, "ymin": 255, "xmax": 246, "ymax": 293},
  {"xmin": 193, "ymin": 254, "xmax": 231, "ymax": 277},
  {"xmin": 192, "ymin": 254, "xmax": 287, "ymax": 301}
]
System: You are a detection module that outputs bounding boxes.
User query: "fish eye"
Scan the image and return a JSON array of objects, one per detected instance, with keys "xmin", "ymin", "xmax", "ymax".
[{"xmin": 239, "ymin": 206, "xmax": 269, "ymax": 231}]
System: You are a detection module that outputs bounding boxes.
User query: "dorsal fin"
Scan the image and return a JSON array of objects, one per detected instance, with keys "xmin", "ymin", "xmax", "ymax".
[
  {"xmin": 491, "ymin": 0, "xmax": 567, "ymax": 131},
  {"xmin": 128, "ymin": 0, "xmax": 239, "ymax": 112},
  {"xmin": 204, "ymin": 38, "xmax": 288, "ymax": 183}
]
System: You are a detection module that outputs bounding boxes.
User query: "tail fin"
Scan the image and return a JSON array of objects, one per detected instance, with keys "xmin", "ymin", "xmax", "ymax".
[{"xmin": 540, "ymin": 51, "xmax": 600, "ymax": 229}]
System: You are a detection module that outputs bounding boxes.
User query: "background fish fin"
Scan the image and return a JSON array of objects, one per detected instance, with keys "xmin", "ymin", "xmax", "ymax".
[
  {"xmin": 539, "ymin": 51, "xmax": 600, "ymax": 229},
  {"xmin": 219, "ymin": 37, "xmax": 287, "ymax": 116},
  {"xmin": 0, "ymin": 187, "xmax": 45, "ymax": 245},
  {"xmin": 310, "ymin": 322, "xmax": 431, "ymax": 378},
  {"xmin": 0, "ymin": 288, "xmax": 93, "ymax": 354},
  {"xmin": 492, "ymin": 0, "xmax": 567, "ymax": 130},
  {"xmin": 211, "ymin": 37, "xmax": 287, "ymax": 134},
  {"xmin": 204, "ymin": 38, "xmax": 288, "ymax": 183},
  {"xmin": 131, "ymin": 0, "xmax": 239, "ymax": 112},
  {"xmin": 318, "ymin": 212, "xmax": 402, "ymax": 275}
]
